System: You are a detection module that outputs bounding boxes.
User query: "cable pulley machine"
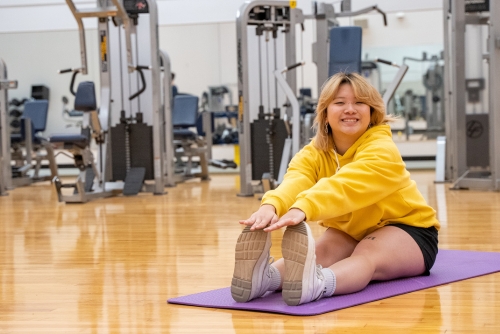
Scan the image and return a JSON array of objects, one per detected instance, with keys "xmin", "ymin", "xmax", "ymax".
[
  {"xmin": 237, "ymin": 1, "xmax": 305, "ymax": 197},
  {"xmin": 51, "ymin": 0, "xmax": 172, "ymax": 203}
]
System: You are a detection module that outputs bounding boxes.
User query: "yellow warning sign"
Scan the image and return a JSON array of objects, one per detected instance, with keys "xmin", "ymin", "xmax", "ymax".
[
  {"xmin": 101, "ymin": 36, "xmax": 107, "ymax": 61},
  {"xmin": 238, "ymin": 96, "xmax": 244, "ymax": 122},
  {"xmin": 289, "ymin": 1, "xmax": 296, "ymax": 8}
]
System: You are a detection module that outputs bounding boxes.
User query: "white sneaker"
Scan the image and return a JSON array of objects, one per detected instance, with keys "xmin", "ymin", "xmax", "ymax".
[
  {"xmin": 281, "ymin": 222, "xmax": 326, "ymax": 306},
  {"xmin": 231, "ymin": 226, "xmax": 275, "ymax": 302}
]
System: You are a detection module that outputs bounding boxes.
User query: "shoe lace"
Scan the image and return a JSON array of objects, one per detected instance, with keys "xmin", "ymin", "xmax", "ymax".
[
  {"xmin": 266, "ymin": 257, "xmax": 275, "ymax": 278},
  {"xmin": 315, "ymin": 264, "xmax": 323, "ymax": 278}
]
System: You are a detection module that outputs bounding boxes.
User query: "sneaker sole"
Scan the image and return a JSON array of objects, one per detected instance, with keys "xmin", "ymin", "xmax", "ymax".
[
  {"xmin": 281, "ymin": 222, "xmax": 316, "ymax": 306},
  {"xmin": 231, "ymin": 226, "xmax": 271, "ymax": 302}
]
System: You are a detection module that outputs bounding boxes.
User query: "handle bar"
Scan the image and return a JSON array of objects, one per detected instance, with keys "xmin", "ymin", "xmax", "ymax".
[
  {"xmin": 375, "ymin": 58, "xmax": 404, "ymax": 68},
  {"xmin": 281, "ymin": 61, "xmax": 305, "ymax": 73},
  {"xmin": 58, "ymin": 68, "xmax": 81, "ymax": 96},
  {"xmin": 376, "ymin": 58, "xmax": 393, "ymax": 66},
  {"xmin": 375, "ymin": 7, "xmax": 387, "ymax": 26},
  {"xmin": 129, "ymin": 65, "xmax": 149, "ymax": 101}
]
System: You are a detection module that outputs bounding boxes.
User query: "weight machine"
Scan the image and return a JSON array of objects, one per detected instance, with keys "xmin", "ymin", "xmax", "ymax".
[
  {"xmin": 442, "ymin": 0, "xmax": 500, "ymax": 190},
  {"xmin": 51, "ymin": 0, "xmax": 174, "ymax": 203},
  {"xmin": 236, "ymin": 1, "xmax": 304, "ymax": 197},
  {"xmin": 1, "ymin": 62, "xmax": 58, "ymax": 193},
  {"xmin": 402, "ymin": 52, "xmax": 446, "ymax": 139},
  {"xmin": 10, "ymin": 99, "xmax": 58, "ymax": 187},
  {"xmin": 200, "ymin": 85, "xmax": 239, "ymax": 164}
]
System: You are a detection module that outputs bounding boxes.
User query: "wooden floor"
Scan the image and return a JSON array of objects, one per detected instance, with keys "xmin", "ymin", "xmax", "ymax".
[{"xmin": 1, "ymin": 170, "xmax": 499, "ymax": 333}]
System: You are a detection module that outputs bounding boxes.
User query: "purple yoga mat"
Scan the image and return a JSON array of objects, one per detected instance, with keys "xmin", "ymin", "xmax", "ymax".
[{"xmin": 167, "ymin": 249, "xmax": 500, "ymax": 316}]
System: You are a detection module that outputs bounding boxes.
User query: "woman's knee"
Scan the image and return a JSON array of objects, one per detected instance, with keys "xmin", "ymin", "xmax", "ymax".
[{"xmin": 315, "ymin": 228, "xmax": 358, "ymax": 267}]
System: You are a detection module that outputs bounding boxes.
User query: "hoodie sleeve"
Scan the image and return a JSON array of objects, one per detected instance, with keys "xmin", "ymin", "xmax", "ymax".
[
  {"xmin": 292, "ymin": 140, "xmax": 410, "ymax": 221},
  {"xmin": 261, "ymin": 143, "xmax": 323, "ymax": 217}
]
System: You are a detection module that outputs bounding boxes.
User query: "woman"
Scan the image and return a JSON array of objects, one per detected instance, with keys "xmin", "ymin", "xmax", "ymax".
[{"xmin": 230, "ymin": 72, "xmax": 439, "ymax": 306}]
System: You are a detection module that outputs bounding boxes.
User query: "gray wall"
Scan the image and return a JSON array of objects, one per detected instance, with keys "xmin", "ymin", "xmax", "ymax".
[{"xmin": 0, "ymin": 0, "xmax": 444, "ymax": 136}]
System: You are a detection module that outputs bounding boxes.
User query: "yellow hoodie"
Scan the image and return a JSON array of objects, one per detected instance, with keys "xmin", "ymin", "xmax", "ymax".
[{"xmin": 261, "ymin": 124, "xmax": 440, "ymax": 241}]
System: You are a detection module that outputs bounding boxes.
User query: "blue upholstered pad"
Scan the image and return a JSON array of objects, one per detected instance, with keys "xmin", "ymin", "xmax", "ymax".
[
  {"xmin": 173, "ymin": 129, "xmax": 196, "ymax": 140},
  {"xmin": 22, "ymin": 100, "xmax": 49, "ymax": 132},
  {"xmin": 329, "ymin": 26, "xmax": 362, "ymax": 76},
  {"xmin": 10, "ymin": 100, "xmax": 49, "ymax": 144},
  {"xmin": 74, "ymin": 82, "xmax": 97, "ymax": 111},
  {"xmin": 50, "ymin": 134, "xmax": 89, "ymax": 147},
  {"xmin": 10, "ymin": 131, "xmax": 45, "ymax": 144},
  {"xmin": 10, "ymin": 133, "xmax": 23, "ymax": 144},
  {"xmin": 173, "ymin": 95, "xmax": 199, "ymax": 128}
]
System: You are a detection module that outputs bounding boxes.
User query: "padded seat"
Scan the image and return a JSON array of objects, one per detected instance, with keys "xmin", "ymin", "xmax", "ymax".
[
  {"xmin": 49, "ymin": 82, "xmax": 97, "ymax": 149},
  {"xmin": 10, "ymin": 133, "xmax": 22, "ymax": 144},
  {"xmin": 50, "ymin": 134, "xmax": 89, "ymax": 149},
  {"xmin": 33, "ymin": 135, "xmax": 48, "ymax": 145},
  {"xmin": 173, "ymin": 128, "xmax": 197, "ymax": 141}
]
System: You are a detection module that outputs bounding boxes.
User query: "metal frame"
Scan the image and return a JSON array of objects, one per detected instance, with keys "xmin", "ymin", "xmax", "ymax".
[
  {"xmin": 274, "ymin": 62, "xmax": 304, "ymax": 184},
  {"xmin": 310, "ymin": 2, "xmax": 337, "ymax": 94},
  {"xmin": 65, "ymin": 0, "xmax": 133, "ymax": 75},
  {"xmin": 378, "ymin": 60, "xmax": 409, "ymax": 108},
  {"xmin": 444, "ymin": 0, "xmax": 500, "ymax": 190},
  {"xmin": 10, "ymin": 118, "xmax": 33, "ymax": 187},
  {"xmin": 0, "ymin": 59, "xmax": 18, "ymax": 196},
  {"xmin": 236, "ymin": 0, "xmax": 303, "ymax": 196},
  {"xmin": 145, "ymin": 0, "xmax": 166, "ymax": 194},
  {"xmin": 160, "ymin": 50, "xmax": 175, "ymax": 187}
]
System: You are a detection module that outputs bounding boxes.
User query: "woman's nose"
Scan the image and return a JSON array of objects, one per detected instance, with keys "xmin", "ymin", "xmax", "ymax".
[{"xmin": 344, "ymin": 103, "xmax": 356, "ymax": 111}]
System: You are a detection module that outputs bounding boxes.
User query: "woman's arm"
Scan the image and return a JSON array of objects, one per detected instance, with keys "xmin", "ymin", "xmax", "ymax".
[{"xmin": 261, "ymin": 143, "xmax": 321, "ymax": 217}]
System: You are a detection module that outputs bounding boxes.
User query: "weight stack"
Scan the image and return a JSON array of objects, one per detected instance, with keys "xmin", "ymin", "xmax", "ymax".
[
  {"xmin": 250, "ymin": 118, "xmax": 288, "ymax": 181},
  {"xmin": 111, "ymin": 123, "xmax": 154, "ymax": 181}
]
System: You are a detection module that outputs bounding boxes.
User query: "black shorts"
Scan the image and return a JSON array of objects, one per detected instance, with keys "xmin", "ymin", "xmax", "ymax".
[{"xmin": 389, "ymin": 223, "xmax": 439, "ymax": 276}]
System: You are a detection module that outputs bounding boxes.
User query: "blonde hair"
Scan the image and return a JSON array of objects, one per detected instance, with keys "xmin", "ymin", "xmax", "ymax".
[{"xmin": 312, "ymin": 72, "xmax": 396, "ymax": 152}]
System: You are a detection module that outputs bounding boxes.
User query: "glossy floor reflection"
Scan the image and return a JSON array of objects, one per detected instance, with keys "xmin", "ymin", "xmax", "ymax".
[{"xmin": 0, "ymin": 172, "xmax": 499, "ymax": 333}]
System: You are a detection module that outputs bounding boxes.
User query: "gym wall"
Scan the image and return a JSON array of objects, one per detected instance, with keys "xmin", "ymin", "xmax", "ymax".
[{"xmin": 0, "ymin": 0, "xmax": 443, "ymax": 137}]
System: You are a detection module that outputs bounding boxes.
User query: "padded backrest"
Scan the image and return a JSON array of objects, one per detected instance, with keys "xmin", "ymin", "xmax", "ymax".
[
  {"xmin": 172, "ymin": 95, "xmax": 199, "ymax": 128},
  {"xmin": 22, "ymin": 100, "xmax": 49, "ymax": 132},
  {"xmin": 172, "ymin": 85, "xmax": 178, "ymax": 99},
  {"xmin": 329, "ymin": 26, "xmax": 362, "ymax": 76},
  {"xmin": 74, "ymin": 81, "xmax": 97, "ymax": 112},
  {"xmin": 300, "ymin": 88, "xmax": 312, "ymax": 97}
]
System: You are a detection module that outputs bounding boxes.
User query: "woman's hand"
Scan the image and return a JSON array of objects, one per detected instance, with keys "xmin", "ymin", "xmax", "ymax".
[
  {"xmin": 239, "ymin": 204, "xmax": 279, "ymax": 231},
  {"xmin": 263, "ymin": 208, "xmax": 306, "ymax": 232}
]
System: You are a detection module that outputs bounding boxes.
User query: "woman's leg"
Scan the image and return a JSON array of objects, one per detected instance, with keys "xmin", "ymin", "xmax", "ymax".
[
  {"xmin": 329, "ymin": 225, "xmax": 426, "ymax": 295},
  {"xmin": 315, "ymin": 227, "xmax": 359, "ymax": 267}
]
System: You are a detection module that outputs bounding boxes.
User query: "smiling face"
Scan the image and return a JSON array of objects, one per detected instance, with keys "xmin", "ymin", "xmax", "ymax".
[{"xmin": 326, "ymin": 83, "xmax": 371, "ymax": 152}]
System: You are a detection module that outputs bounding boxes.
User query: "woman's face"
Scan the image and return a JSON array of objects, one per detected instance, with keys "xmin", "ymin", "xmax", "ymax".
[{"xmin": 326, "ymin": 83, "xmax": 371, "ymax": 147}]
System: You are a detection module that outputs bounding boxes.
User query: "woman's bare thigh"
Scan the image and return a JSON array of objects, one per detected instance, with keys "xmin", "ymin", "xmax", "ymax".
[{"xmin": 351, "ymin": 225, "xmax": 426, "ymax": 280}]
